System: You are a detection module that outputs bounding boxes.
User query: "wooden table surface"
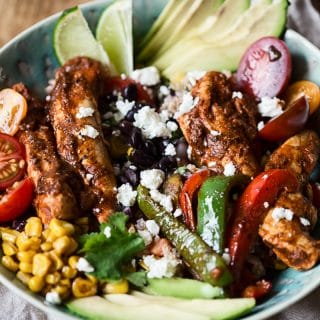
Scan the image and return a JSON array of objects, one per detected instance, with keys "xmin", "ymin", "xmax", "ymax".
[{"xmin": 0, "ymin": 0, "xmax": 91, "ymax": 47}]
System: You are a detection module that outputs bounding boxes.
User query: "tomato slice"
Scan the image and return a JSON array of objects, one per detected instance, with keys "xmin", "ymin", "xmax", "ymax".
[
  {"xmin": 105, "ymin": 76, "xmax": 155, "ymax": 105},
  {"xmin": 0, "ymin": 133, "xmax": 26, "ymax": 189},
  {"xmin": 0, "ymin": 178, "xmax": 34, "ymax": 222},
  {"xmin": 284, "ymin": 80, "xmax": 320, "ymax": 115},
  {"xmin": 0, "ymin": 89, "xmax": 28, "ymax": 135},
  {"xmin": 258, "ymin": 96, "xmax": 309, "ymax": 142},
  {"xmin": 237, "ymin": 37, "xmax": 292, "ymax": 99}
]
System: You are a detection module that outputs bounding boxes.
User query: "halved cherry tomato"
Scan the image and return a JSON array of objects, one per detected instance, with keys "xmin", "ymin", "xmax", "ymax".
[
  {"xmin": 258, "ymin": 96, "xmax": 309, "ymax": 142},
  {"xmin": 179, "ymin": 169, "xmax": 211, "ymax": 231},
  {"xmin": 284, "ymin": 80, "xmax": 320, "ymax": 115},
  {"xmin": 237, "ymin": 37, "xmax": 292, "ymax": 99},
  {"xmin": 0, "ymin": 89, "xmax": 28, "ymax": 135},
  {"xmin": 0, "ymin": 133, "xmax": 26, "ymax": 190},
  {"xmin": 0, "ymin": 178, "xmax": 34, "ymax": 222},
  {"xmin": 105, "ymin": 76, "xmax": 155, "ymax": 105}
]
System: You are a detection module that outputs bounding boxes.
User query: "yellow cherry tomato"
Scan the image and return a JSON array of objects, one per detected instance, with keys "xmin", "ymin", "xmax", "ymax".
[
  {"xmin": 284, "ymin": 80, "xmax": 320, "ymax": 115},
  {"xmin": 0, "ymin": 89, "xmax": 28, "ymax": 135}
]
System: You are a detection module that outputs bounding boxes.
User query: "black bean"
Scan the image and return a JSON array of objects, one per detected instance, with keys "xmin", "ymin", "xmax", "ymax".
[
  {"xmin": 123, "ymin": 83, "xmax": 138, "ymax": 101},
  {"xmin": 117, "ymin": 174, "xmax": 129, "ymax": 185},
  {"xmin": 119, "ymin": 120, "xmax": 134, "ymax": 136},
  {"xmin": 176, "ymin": 137, "xmax": 188, "ymax": 160},
  {"xmin": 124, "ymin": 167, "xmax": 139, "ymax": 187},
  {"xmin": 153, "ymin": 138, "xmax": 170, "ymax": 154},
  {"xmin": 157, "ymin": 156, "xmax": 177, "ymax": 173},
  {"xmin": 12, "ymin": 217, "xmax": 28, "ymax": 232},
  {"xmin": 129, "ymin": 128, "xmax": 144, "ymax": 149},
  {"xmin": 142, "ymin": 140, "xmax": 159, "ymax": 157},
  {"xmin": 129, "ymin": 149, "xmax": 155, "ymax": 168},
  {"xmin": 125, "ymin": 103, "xmax": 145, "ymax": 122}
]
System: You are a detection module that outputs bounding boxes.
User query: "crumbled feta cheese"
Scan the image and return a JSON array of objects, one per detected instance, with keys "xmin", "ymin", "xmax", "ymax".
[
  {"xmin": 138, "ymin": 230, "xmax": 153, "ymax": 246},
  {"xmin": 104, "ymin": 226, "xmax": 112, "ymax": 238},
  {"xmin": 221, "ymin": 70, "xmax": 232, "ymax": 78},
  {"xmin": 159, "ymin": 85, "xmax": 170, "ymax": 96},
  {"xmin": 222, "ymin": 252, "xmax": 231, "ymax": 265},
  {"xmin": 208, "ymin": 161, "xmax": 216, "ymax": 167},
  {"xmin": 210, "ymin": 130, "xmax": 221, "ymax": 136},
  {"xmin": 232, "ymin": 91, "xmax": 243, "ymax": 99},
  {"xmin": 131, "ymin": 66, "xmax": 160, "ymax": 86},
  {"xmin": 174, "ymin": 92, "xmax": 199, "ymax": 118},
  {"xmin": 263, "ymin": 202, "xmax": 269, "ymax": 208},
  {"xmin": 45, "ymin": 79, "xmax": 56, "ymax": 94},
  {"xmin": 150, "ymin": 189, "xmax": 173, "ymax": 212},
  {"xmin": 134, "ymin": 106, "xmax": 171, "ymax": 139},
  {"xmin": 45, "ymin": 291, "xmax": 61, "ymax": 305},
  {"xmin": 116, "ymin": 183, "xmax": 137, "ymax": 207},
  {"xmin": 201, "ymin": 212, "xmax": 219, "ymax": 251},
  {"xmin": 86, "ymin": 173, "xmax": 93, "ymax": 182},
  {"xmin": 120, "ymin": 73, "xmax": 127, "ymax": 80},
  {"xmin": 187, "ymin": 146, "xmax": 192, "ymax": 160},
  {"xmin": 300, "ymin": 217, "xmax": 311, "ymax": 226},
  {"xmin": 186, "ymin": 70, "xmax": 206, "ymax": 86},
  {"xmin": 257, "ymin": 121, "xmax": 265, "ymax": 131},
  {"xmin": 76, "ymin": 257, "xmax": 94, "ymax": 273},
  {"xmin": 135, "ymin": 218, "xmax": 146, "ymax": 230},
  {"xmin": 76, "ymin": 106, "xmax": 94, "ymax": 119},
  {"xmin": 164, "ymin": 143, "xmax": 176, "ymax": 156},
  {"xmin": 116, "ymin": 99, "xmax": 135, "ymax": 118},
  {"xmin": 223, "ymin": 162, "xmax": 236, "ymax": 176},
  {"xmin": 258, "ymin": 96, "xmax": 284, "ymax": 118},
  {"xmin": 173, "ymin": 208, "xmax": 183, "ymax": 217},
  {"xmin": 79, "ymin": 125, "xmax": 99, "ymax": 139},
  {"xmin": 166, "ymin": 121, "xmax": 178, "ymax": 132},
  {"xmin": 145, "ymin": 220, "xmax": 160, "ymax": 237},
  {"xmin": 140, "ymin": 169, "xmax": 165, "ymax": 190},
  {"xmin": 271, "ymin": 207, "xmax": 294, "ymax": 222},
  {"xmin": 159, "ymin": 109, "xmax": 170, "ymax": 122}
]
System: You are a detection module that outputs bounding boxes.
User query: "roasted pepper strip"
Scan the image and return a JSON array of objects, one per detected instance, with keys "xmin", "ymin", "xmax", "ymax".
[
  {"xmin": 137, "ymin": 185, "xmax": 233, "ymax": 287},
  {"xmin": 179, "ymin": 169, "xmax": 211, "ymax": 231},
  {"xmin": 197, "ymin": 175, "xmax": 249, "ymax": 254},
  {"xmin": 227, "ymin": 169, "xmax": 299, "ymax": 281}
]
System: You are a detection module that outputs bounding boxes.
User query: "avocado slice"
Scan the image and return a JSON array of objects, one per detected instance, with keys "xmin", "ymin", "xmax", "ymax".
[{"xmin": 159, "ymin": 0, "xmax": 288, "ymax": 81}]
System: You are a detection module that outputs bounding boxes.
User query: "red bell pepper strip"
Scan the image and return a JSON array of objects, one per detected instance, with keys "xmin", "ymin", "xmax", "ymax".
[
  {"xmin": 179, "ymin": 169, "xmax": 211, "ymax": 231},
  {"xmin": 227, "ymin": 169, "xmax": 299, "ymax": 282}
]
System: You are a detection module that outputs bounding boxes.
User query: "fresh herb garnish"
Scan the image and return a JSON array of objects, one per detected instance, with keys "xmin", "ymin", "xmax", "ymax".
[{"xmin": 126, "ymin": 271, "xmax": 148, "ymax": 288}]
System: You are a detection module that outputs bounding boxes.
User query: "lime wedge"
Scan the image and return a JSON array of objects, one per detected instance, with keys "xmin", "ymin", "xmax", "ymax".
[
  {"xmin": 96, "ymin": 0, "xmax": 133, "ymax": 75},
  {"xmin": 53, "ymin": 7, "xmax": 112, "ymax": 69}
]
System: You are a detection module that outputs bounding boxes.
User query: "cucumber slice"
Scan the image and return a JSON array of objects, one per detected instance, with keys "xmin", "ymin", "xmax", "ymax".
[
  {"xmin": 96, "ymin": 0, "xmax": 133, "ymax": 75},
  {"xmin": 53, "ymin": 7, "xmax": 112, "ymax": 68}
]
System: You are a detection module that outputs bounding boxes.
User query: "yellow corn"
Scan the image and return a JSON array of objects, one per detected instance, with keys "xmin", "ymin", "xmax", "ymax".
[
  {"xmin": 53, "ymin": 285, "xmax": 70, "ymax": 300},
  {"xmin": 17, "ymin": 250, "xmax": 36, "ymax": 263},
  {"xmin": 68, "ymin": 256, "xmax": 80, "ymax": 269},
  {"xmin": 16, "ymin": 233, "xmax": 41, "ymax": 251},
  {"xmin": 46, "ymin": 272, "xmax": 61, "ymax": 285},
  {"xmin": 16, "ymin": 271, "xmax": 32, "ymax": 286},
  {"xmin": 52, "ymin": 236, "xmax": 78, "ymax": 256},
  {"xmin": 72, "ymin": 277, "xmax": 97, "ymax": 298},
  {"xmin": 28, "ymin": 276, "xmax": 45, "ymax": 293},
  {"xmin": 48, "ymin": 251, "xmax": 64, "ymax": 271},
  {"xmin": 49, "ymin": 219, "xmax": 75, "ymax": 237},
  {"xmin": 19, "ymin": 262, "xmax": 33, "ymax": 274},
  {"xmin": 1, "ymin": 228, "xmax": 20, "ymax": 243},
  {"xmin": 40, "ymin": 242, "xmax": 52, "ymax": 252},
  {"xmin": 1, "ymin": 255, "xmax": 19, "ymax": 272},
  {"xmin": 86, "ymin": 274, "xmax": 98, "ymax": 285},
  {"xmin": 42, "ymin": 229, "xmax": 51, "ymax": 241},
  {"xmin": 32, "ymin": 253, "xmax": 52, "ymax": 276},
  {"xmin": 2, "ymin": 242, "xmax": 18, "ymax": 256},
  {"xmin": 25, "ymin": 217, "xmax": 43, "ymax": 238},
  {"xmin": 103, "ymin": 279, "xmax": 129, "ymax": 294},
  {"xmin": 61, "ymin": 266, "xmax": 77, "ymax": 279},
  {"xmin": 60, "ymin": 278, "xmax": 71, "ymax": 287}
]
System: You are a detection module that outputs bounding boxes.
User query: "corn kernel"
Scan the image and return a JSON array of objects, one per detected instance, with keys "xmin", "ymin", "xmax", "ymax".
[
  {"xmin": 28, "ymin": 276, "xmax": 45, "ymax": 293},
  {"xmin": 49, "ymin": 219, "xmax": 75, "ymax": 237},
  {"xmin": 16, "ymin": 233, "xmax": 41, "ymax": 251},
  {"xmin": 68, "ymin": 256, "xmax": 80, "ymax": 269},
  {"xmin": 42, "ymin": 229, "xmax": 51, "ymax": 241},
  {"xmin": 19, "ymin": 262, "xmax": 33, "ymax": 273},
  {"xmin": 53, "ymin": 285, "xmax": 70, "ymax": 300},
  {"xmin": 103, "ymin": 279, "xmax": 129, "ymax": 294},
  {"xmin": 40, "ymin": 242, "xmax": 52, "ymax": 252},
  {"xmin": 72, "ymin": 277, "xmax": 97, "ymax": 298},
  {"xmin": 1, "ymin": 228, "xmax": 20, "ymax": 243},
  {"xmin": 60, "ymin": 278, "xmax": 71, "ymax": 287},
  {"xmin": 2, "ymin": 242, "xmax": 18, "ymax": 256},
  {"xmin": 16, "ymin": 271, "xmax": 32, "ymax": 286},
  {"xmin": 86, "ymin": 274, "xmax": 98, "ymax": 285},
  {"xmin": 25, "ymin": 217, "xmax": 43, "ymax": 238},
  {"xmin": 62, "ymin": 266, "xmax": 77, "ymax": 279},
  {"xmin": 48, "ymin": 251, "xmax": 64, "ymax": 271},
  {"xmin": 46, "ymin": 272, "xmax": 61, "ymax": 285},
  {"xmin": 32, "ymin": 254, "xmax": 52, "ymax": 276},
  {"xmin": 1, "ymin": 255, "xmax": 19, "ymax": 272},
  {"xmin": 53, "ymin": 236, "xmax": 78, "ymax": 255},
  {"xmin": 17, "ymin": 250, "xmax": 36, "ymax": 263}
]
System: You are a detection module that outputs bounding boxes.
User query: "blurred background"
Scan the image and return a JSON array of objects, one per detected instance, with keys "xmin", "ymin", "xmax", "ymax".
[{"xmin": 0, "ymin": 0, "xmax": 91, "ymax": 46}]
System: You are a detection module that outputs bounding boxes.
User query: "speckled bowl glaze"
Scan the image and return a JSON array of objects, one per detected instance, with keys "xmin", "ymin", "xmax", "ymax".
[{"xmin": 1, "ymin": 1, "xmax": 320, "ymax": 319}]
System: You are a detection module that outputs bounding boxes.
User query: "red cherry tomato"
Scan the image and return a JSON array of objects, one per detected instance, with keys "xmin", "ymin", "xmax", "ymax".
[
  {"xmin": 0, "ymin": 178, "xmax": 34, "ymax": 222},
  {"xmin": 237, "ymin": 36, "xmax": 292, "ymax": 99},
  {"xmin": 0, "ymin": 133, "xmax": 26, "ymax": 190},
  {"xmin": 258, "ymin": 96, "xmax": 309, "ymax": 142},
  {"xmin": 105, "ymin": 76, "xmax": 154, "ymax": 105}
]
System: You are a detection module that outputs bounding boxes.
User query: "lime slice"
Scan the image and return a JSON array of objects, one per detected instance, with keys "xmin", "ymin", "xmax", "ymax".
[
  {"xmin": 96, "ymin": 0, "xmax": 133, "ymax": 75},
  {"xmin": 53, "ymin": 7, "xmax": 112, "ymax": 69}
]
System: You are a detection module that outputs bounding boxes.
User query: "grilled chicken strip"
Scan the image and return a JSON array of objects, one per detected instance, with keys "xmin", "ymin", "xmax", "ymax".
[
  {"xmin": 20, "ymin": 126, "xmax": 80, "ymax": 224},
  {"xmin": 259, "ymin": 130, "xmax": 320, "ymax": 270},
  {"xmin": 49, "ymin": 57, "xmax": 116, "ymax": 222},
  {"xmin": 178, "ymin": 72, "xmax": 260, "ymax": 177}
]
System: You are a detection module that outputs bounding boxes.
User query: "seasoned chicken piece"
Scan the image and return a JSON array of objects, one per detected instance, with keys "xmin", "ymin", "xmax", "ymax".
[
  {"xmin": 49, "ymin": 57, "xmax": 116, "ymax": 222},
  {"xmin": 259, "ymin": 191, "xmax": 318, "ymax": 270},
  {"xmin": 20, "ymin": 126, "xmax": 79, "ymax": 224},
  {"xmin": 178, "ymin": 72, "xmax": 260, "ymax": 177},
  {"xmin": 265, "ymin": 130, "xmax": 320, "ymax": 185}
]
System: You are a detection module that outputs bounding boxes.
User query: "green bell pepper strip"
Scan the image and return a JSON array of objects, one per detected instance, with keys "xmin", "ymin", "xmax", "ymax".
[
  {"xmin": 137, "ymin": 185, "xmax": 233, "ymax": 287},
  {"xmin": 197, "ymin": 175, "xmax": 249, "ymax": 254}
]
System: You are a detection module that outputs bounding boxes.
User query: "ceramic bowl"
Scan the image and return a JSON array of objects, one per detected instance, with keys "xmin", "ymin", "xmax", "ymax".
[{"xmin": 1, "ymin": 1, "xmax": 320, "ymax": 319}]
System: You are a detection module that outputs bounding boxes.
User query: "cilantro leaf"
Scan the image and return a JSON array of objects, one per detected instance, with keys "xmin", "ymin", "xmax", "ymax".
[
  {"xmin": 79, "ymin": 212, "xmax": 145, "ymax": 280},
  {"xmin": 126, "ymin": 271, "xmax": 148, "ymax": 288}
]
